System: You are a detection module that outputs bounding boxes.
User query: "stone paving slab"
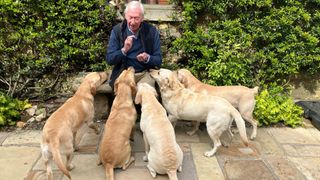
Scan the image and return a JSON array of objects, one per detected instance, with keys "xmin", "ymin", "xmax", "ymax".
[
  {"xmin": 0, "ymin": 132, "xmax": 9, "ymax": 145},
  {"xmin": 251, "ymin": 128, "xmax": 284, "ymax": 155},
  {"xmin": 264, "ymin": 155, "xmax": 306, "ymax": 180},
  {"xmin": 282, "ymin": 144, "xmax": 320, "ymax": 157},
  {"xmin": 268, "ymin": 127, "xmax": 320, "ymax": 144},
  {"xmin": 190, "ymin": 143, "xmax": 224, "ymax": 180},
  {"xmin": 2, "ymin": 121, "xmax": 320, "ymax": 180},
  {"xmin": 2, "ymin": 130, "xmax": 42, "ymax": 146},
  {"xmin": 288, "ymin": 157, "xmax": 320, "ymax": 180},
  {"xmin": 223, "ymin": 159, "xmax": 276, "ymax": 180},
  {"xmin": 0, "ymin": 146, "xmax": 40, "ymax": 180}
]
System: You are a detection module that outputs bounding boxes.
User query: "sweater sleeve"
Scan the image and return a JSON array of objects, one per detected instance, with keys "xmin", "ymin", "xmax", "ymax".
[
  {"xmin": 145, "ymin": 27, "xmax": 162, "ymax": 68},
  {"xmin": 106, "ymin": 29, "xmax": 126, "ymax": 66}
]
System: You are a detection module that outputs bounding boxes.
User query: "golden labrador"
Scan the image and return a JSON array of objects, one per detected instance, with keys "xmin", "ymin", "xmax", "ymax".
[
  {"xmin": 135, "ymin": 83, "xmax": 183, "ymax": 180},
  {"xmin": 177, "ymin": 69, "xmax": 259, "ymax": 140},
  {"xmin": 150, "ymin": 69, "xmax": 249, "ymax": 157},
  {"xmin": 98, "ymin": 67, "xmax": 137, "ymax": 180},
  {"xmin": 41, "ymin": 71, "xmax": 108, "ymax": 180}
]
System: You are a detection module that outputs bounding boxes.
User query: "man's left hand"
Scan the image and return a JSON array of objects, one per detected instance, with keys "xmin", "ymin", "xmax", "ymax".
[{"xmin": 137, "ymin": 52, "xmax": 149, "ymax": 63}]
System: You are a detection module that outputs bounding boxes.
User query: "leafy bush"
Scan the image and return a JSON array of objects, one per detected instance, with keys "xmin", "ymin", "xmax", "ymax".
[
  {"xmin": 170, "ymin": 0, "xmax": 319, "ymax": 127},
  {"xmin": 171, "ymin": 0, "xmax": 320, "ymax": 87},
  {"xmin": 254, "ymin": 86, "xmax": 304, "ymax": 127},
  {"xmin": 0, "ymin": 0, "xmax": 116, "ymax": 99},
  {"xmin": 0, "ymin": 92, "xmax": 31, "ymax": 126}
]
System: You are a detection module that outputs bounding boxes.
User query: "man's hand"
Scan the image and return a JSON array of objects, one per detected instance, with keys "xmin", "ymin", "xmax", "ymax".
[
  {"xmin": 137, "ymin": 52, "xmax": 149, "ymax": 63},
  {"xmin": 122, "ymin": 35, "xmax": 135, "ymax": 54}
]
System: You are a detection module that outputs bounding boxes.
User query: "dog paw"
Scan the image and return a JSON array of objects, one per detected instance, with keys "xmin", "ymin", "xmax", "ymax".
[
  {"xmin": 147, "ymin": 165, "xmax": 157, "ymax": 178},
  {"xmin": 186, "ymin": 130, "xmax": 196, "ymax": 136},
  {"xmin": 96, "ymin": 159, "xmax": 102, "ymax": 166},
  {"xmin": 204, "ymin": 151, "xmax": 215, "ymax": 157},
  {"xmin": 74, "ymin": 146, "xmax": 80, "ymax": 152},
  {"xmin": 143, "ymin": 155, "xmax": 148, "ymax": 162},
  {"xmin": 67, "ymin": 164, "xmax": 75, "ymax": 171}
]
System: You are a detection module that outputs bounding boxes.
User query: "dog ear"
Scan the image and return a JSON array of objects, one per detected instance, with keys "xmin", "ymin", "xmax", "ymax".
[
  {"xmin": 163, "ymin": 77, "xmax": 170, "ymax": 89},
  {"xmin": 90, "ymin": 83, "xmax": 97, "ymax": 95},
  {"xmin": 177, "ymin": 70, "xmax": 185, "ymax": 84}
]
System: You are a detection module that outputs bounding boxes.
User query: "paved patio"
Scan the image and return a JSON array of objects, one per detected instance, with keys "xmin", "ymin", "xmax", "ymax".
[{"xmin": 1, "ymin": 120, "xmax": 320, "ymax": 180}]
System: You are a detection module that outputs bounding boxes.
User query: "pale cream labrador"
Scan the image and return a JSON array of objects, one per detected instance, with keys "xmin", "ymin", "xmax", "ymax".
[
  {"xmin": 150, "ymin": 69, "xmax": 249, "ymax": 157},
  {"xmin": 177, "ymin": 69, "xmax": 259, "ymax": 140},
  {"xmin": 135, "ymin": 83, "xmax": 183, "ymax": 180},
  {"xmin": 41, "ymin": 71, "xmax": 108, "ymax": 180},
  {"xmin": 98, "ymin": 67, "xmax": 137, "ymax": 180}
]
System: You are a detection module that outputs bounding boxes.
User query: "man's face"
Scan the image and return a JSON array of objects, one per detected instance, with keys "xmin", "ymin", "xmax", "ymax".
[{"xmin": 125, "ymin": 7, "xmax": 143, "ymax": 33}]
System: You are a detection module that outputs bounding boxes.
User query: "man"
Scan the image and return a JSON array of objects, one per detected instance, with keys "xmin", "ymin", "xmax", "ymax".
[{"xmin": 106, "ymin": 1, "xmax": 162, "ymax": 89}]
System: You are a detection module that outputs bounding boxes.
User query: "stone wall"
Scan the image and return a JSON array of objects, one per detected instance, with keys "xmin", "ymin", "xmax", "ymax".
[{"xmin": 290, "ymin": 73, "xmax": 320, "ymax": 100}]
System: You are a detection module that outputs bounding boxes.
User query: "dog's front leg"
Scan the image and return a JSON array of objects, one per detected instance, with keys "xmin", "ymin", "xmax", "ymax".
[
  {"xmin": 186, "ymin": 121, "xmax": 200, "ymax": 136},
  {"xmin": 142, "ymin": 133, "xmax": 149, "ymax": 162}
]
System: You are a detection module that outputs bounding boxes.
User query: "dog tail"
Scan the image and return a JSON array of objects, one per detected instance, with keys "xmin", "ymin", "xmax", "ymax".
[
  {"xmin": 231, "ymin": 108, "xmax": 249, "ymax": 146},
  {"xmin": 105, "ymin": 163, "xmax": 114, "ymax": 180},
  {"xmin": 252, "ymin": 86, "xmax": 259, "ymax": 95},
  {"xmin": 51, "ymin": 140, "xmax": 71, "ymax": 179},
  {"xmin": 167, "ymin": 170, "xmax": 178, "ymax": 180}
]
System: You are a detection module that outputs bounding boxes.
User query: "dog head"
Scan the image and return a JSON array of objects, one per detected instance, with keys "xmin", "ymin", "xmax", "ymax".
[
  {"xmin": 114, "ymin": 66, "xmax": 136, "ymax": 96},
  {"xmin": 177, "ymin": 69, "xmax": 201, "ymax": 88},
  {"xmin": 150, "ymin": 68, "xmax": 183, "ymax": 91},
  {"xmin": 135, "ymin": 83, "xmax": 158, "ymax": 105},
  {"xmin": 80, "ymin": 71, "xmax": 108, "ymax": 95}
]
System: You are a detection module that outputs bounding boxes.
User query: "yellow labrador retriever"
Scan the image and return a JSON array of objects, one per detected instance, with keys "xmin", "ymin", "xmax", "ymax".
[
  {"xmin": 41, "ymin": 72, "xmax": 108, "ymax": 180},
  {"xmin": 177, "ymin": 69, "xmax": 259, "ymax": 140},
  {"xmin": 135, "ymin": 83, "xmax": 183, "ymax": 180},
  {"xmin": 150, "ymin": 69, "xmax": 249, "ymax": 157},
  {"xmin": 98, "ymin": 67, "xmax": 137, "ymax": 180}
]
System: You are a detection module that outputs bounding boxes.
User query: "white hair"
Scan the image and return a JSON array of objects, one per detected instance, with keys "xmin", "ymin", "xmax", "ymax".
[{"xmin": 124, "ymin": 1, "xmax": 144, "ymax": 16}]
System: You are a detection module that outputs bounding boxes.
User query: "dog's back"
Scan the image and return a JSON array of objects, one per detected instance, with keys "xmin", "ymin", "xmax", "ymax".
[
  {"xmin": 41, "ymin": 72, "xmax": 107, "ymax": 179},
  {"xmin": 98, "ymin": 67, "xmax": 137, "ymax": 180},
  {"xmin": 135, "ymin": 83, "xmax": 183, "ymax": 179},
  {"xmin": 177, "ymin": 69, "xmax": 259, "ymax": 139}
]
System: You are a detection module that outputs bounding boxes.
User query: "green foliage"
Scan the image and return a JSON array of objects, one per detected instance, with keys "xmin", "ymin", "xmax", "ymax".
[
  {"xmin": 171, "ymin": 0, "xmax": 320, "ymax": 87},
  {"xmin": 254, "ymin": 85, "xmax": 304, "ymax": 127},
  {"xmin": 0, "ymin": 0, "xmax": 116, "ymax": 99},
  {"xmin": 170, "ymin": 0, "xmax": 318, "ymax": 127},
  {"xmin": 0, "ymin": 92, "xmax": 31, "ymax": 126}
]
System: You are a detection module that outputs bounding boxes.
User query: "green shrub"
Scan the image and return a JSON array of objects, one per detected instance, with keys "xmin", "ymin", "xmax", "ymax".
[
  {"xmin": 0, "ymin": 92, "xmax": 31, "ymax": 126},
  {"xmin": 254, "ymin": 86, "xmax": 304, "ymax": 127},
  {"xmin": 0, "ymin": 0, "xmax": 116, "ymax": 99},
  {"xmin": 171, "ymin": 0, "xmax": 320, "ymax": 87}
]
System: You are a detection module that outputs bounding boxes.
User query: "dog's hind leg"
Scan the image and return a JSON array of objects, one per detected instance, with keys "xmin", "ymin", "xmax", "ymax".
[
  {"xmin": 147, "ymin": 164, "xmax": 157, "ymax": 178},
  {"xmin": 122, "ymin": 156, "xmax": 135, "ymax": 170},
  {"xmin": 41, "ymin": 144, "xmax": 53, "ymax": 180},
  {"xmin": 142, "ymin": 133, "xmax": 150, "ymax": 162},
  {"xmin": 65, "ymin": 138, "xmax": 75, "ymax": 171},
  {"xmin": 239, "ymin": 99, "xmax": 257, "ymax": 140},
  {"xmin": 205, "ymin": 121, "xmax": 224, "ymax": 157}
]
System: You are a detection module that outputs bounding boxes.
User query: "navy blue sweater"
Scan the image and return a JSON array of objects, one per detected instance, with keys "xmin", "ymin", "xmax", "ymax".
[{"xmin": 106, "ymin": 20, "xmax": 162, "ymax": 87}]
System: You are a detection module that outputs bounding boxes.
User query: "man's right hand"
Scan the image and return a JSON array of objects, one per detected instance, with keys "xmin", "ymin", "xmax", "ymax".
[{"xmin": 122, "ymin": 35, "xmax": 135, "ymax": 54}]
